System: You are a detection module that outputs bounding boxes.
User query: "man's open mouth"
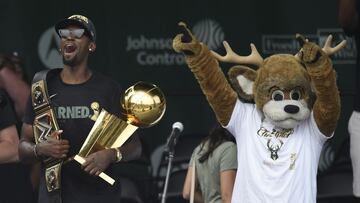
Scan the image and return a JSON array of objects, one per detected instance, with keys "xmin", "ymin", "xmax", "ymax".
[{"xmin": 64, "ymin": 44, "xmax": 77, "ymax": 54}]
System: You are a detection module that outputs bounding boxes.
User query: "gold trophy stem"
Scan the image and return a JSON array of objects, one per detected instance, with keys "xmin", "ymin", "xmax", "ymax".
[
  {"xmin": 74, "ymin": 155, "xmax": 115, "ymax": 185},
  {"xmin": 75, "ymin": 109, "xmax": 139, "ymax": 185},
  {"xmin": 112, "ymin": 124, "xmax": 138, "ymax": 148}
]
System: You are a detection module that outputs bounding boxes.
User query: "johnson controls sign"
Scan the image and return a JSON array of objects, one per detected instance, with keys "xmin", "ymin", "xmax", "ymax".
[{"xmin": 126, "ymin": 19, "xmax": 225, "ymax": 66}]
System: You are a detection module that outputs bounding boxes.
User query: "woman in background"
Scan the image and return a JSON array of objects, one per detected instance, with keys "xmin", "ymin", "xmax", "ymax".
[{"xmin": 182, "ymin": 123, "xmax": 237, "ymax": 203}]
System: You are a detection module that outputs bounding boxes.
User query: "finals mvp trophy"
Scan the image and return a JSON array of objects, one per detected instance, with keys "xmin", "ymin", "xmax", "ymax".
[{"xmin": 74, "ymin": 82, "xmax": 166, "ymax": 185}]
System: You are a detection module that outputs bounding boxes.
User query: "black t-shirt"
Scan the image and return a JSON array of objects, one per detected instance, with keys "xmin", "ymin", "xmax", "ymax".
[
  {"xmin": 24, "ymin": 70, "xmax": 123, "ymax": 202},
  {"xmin": 0, "ymin": 89, "xmax": 34, "ymax": 203}
]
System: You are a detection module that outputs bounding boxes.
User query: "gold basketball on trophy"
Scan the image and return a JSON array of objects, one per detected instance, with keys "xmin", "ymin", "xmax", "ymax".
[{"xmin": 121, "ymin": 81, "xmax": 166, "ymax": 128}]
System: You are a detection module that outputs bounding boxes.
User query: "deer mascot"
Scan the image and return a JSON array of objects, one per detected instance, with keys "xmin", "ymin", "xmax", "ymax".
[{"xmin": 173, "ymin": 22, "xmax": 346, "ymax": 203}]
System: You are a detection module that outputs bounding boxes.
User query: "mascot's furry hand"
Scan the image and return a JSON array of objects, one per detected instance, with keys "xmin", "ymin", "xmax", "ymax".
[
  {"xmin": 296, "ymin": 34, "xmax": 326, "ymax": 65},
  {"xmin": 296, "ymin": 34, "xmax": 346, "ymax": 70},
  {"xmin": 172, "ymin": 22, "xmax": 238, "ymax": 126},
  {"xmin": 172, "ymin": 22, "xmax": 202, "ymax": 56}
]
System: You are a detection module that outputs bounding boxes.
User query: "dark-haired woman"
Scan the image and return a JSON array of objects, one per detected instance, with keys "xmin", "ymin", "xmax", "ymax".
[{"xmin": 182, "ymin": 124, "xmax": 237, "ymax": 203}]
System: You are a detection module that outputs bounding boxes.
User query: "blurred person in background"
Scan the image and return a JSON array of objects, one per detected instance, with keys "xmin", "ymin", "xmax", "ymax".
[
  {"xmin": 339, "ymin": 0, "xmax": 360, "ymax": 201},
  {"xmin": 0, "ymin": 52, "xmax": 30, "ymax": 120},
  {"xmin": 0, "ymin": 53, "xmax": 34, "ymax": 202},
  {"xmin": 182, "ymin": 123, "xmax": 237, "ymax": 203}
]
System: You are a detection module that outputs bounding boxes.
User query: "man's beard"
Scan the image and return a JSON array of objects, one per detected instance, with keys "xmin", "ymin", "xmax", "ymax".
[{"xmin": 62, "ymin": 55, "xmax": 78, "ymax": 67}]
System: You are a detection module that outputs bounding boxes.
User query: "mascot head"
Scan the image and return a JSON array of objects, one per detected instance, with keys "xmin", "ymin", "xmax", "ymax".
[{"xmin": 212, "ymin": 35, "xmax": 340, "ymax": 129}]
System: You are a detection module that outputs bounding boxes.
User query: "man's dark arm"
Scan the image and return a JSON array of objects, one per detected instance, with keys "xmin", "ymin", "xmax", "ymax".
[
  {"xmin": 82, "ymin": 133, "xmax": 142, "ymax": 175},
  {"xmin": 19, "ymin": 123, "xmax": 39, "ymax": 163},
  {"xmin": 120, "ymin": 133, "xmax": 142, "ymax": 162},
  {"xmin": 19, "ymin": 123, "xmax": 69, "ymax": 164}
]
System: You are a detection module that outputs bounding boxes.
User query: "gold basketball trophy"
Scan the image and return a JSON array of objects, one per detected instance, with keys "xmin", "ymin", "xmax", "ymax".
[{"xmin": 74, "ymin": 82, "xmax": 166, "ymax": 185}]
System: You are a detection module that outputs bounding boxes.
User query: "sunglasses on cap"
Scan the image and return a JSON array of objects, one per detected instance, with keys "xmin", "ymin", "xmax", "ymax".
[{"xmin": 58, "ymin": 29, "xmax": 85, "ymax": 39}]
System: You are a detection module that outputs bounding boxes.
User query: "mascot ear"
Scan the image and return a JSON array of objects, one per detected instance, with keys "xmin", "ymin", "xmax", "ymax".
[{"xmin": 228, "ymin": 66, "xmax": 257, "ymax": 102}]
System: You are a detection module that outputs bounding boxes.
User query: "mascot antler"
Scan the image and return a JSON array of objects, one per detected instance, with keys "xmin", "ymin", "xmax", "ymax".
[
  {"xmin": 211, "ymin": 41, "xmax": 264, "ymax": 67},
  {"xmin": 321, "ymin": 34, "xmax": 347, "ymax": 55}
]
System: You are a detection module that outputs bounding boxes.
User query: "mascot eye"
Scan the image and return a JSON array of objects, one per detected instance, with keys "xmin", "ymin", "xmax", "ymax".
[
  {"xmin": 271, "ymin": 90, "xmax": 284, "ymax": 101},
  {"xmin": 290, "ymin": 89, "xmax": 301, "ymax": 100}
]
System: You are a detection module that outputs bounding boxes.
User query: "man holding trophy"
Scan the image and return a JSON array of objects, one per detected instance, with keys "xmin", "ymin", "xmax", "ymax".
[{"xmin": 18, "ymin": 15, "xmax": 166, "ymax": 203}]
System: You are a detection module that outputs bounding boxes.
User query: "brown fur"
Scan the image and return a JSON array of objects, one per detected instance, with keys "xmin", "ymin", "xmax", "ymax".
[
  {"xmin": 253, "ymin": 54, "xmax": 314, "ymax": 111},
  {"xmin": 228, "ymin": 66, "xmax": 257, "ymax": 102},
  {"xmin": 181, "ymin": 42, "xmax": 237, "ymax": 126},
  {"xmin": 303, "ymin": 49, "xmax": 340, "ymax": 136}
]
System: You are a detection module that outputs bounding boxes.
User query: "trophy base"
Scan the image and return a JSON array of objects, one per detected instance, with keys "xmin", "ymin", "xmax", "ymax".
[{"xmin": 74, "ymin": 155, "xmax": 115, "ymax": 185}]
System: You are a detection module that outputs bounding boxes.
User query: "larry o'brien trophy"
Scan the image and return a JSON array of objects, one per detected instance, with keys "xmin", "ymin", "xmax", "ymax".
[{"xmin": 74, "ymin": 81, "xmax": 166, "ymax": 185}]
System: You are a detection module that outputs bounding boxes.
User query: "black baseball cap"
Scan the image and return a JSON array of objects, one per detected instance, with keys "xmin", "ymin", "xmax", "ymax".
[{"xmin": 55, "ymin": 14, "xmax": 96, "ymax": 42}]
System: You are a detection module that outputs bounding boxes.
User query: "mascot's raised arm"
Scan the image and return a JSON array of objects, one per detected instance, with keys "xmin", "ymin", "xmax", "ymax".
[{"xmin": 173, "ymin": 22, "xmax": 346, "ymax": 203}]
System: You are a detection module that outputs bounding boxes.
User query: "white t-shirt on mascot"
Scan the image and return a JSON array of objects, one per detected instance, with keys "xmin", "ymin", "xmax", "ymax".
[{"xmin": 226, "ymin": 99, "xmax": 330, "ymax": 203}]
